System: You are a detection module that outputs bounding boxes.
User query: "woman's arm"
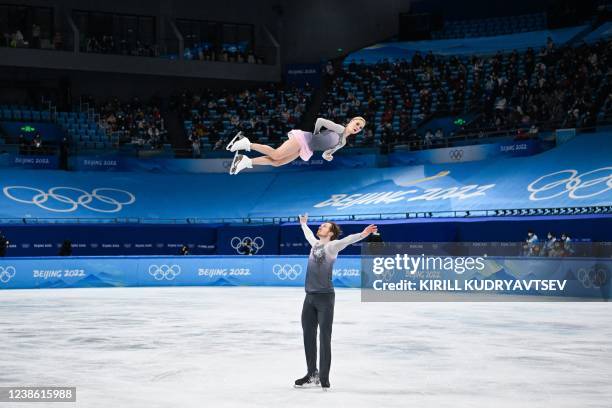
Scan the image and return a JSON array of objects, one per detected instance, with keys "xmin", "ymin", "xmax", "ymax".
[
  {"xmin": 314, "ymin": 118, "xmax": 345, "ymax": 135},
  {"xmin": 322, "ymin": 138, "xmax": 346, "ymax": 161}
]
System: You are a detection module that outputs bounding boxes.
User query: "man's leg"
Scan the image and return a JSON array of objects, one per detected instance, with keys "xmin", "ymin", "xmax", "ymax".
[
  {"xmin": 301, "ymin": 294, "xmax": 318, "ymax": 375},
  {"xmin": 316, "ymin": 293, "xmax": 335, "ymax": 385}
]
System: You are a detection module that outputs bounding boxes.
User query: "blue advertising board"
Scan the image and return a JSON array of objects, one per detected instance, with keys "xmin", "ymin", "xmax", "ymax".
[{"xmin": 389, "ymin": 139, "xmax": 540, "ymax": 166}]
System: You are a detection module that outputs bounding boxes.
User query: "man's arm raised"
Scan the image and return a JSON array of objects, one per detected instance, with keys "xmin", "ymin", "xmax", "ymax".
[{"xmin": 299, "ymin": 213, "xmax": 318, "ymax": 247}]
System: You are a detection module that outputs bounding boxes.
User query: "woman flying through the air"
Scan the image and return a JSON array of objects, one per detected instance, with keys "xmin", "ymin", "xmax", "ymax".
[{"xmin": 227, "ymin": 116, "xmax": 366, "ymax": 174}]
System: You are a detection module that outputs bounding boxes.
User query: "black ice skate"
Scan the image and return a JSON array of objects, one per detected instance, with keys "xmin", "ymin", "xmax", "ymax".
[{"xmin": 294, "ymin": 370, "xmax": 320, "ymax": 388}]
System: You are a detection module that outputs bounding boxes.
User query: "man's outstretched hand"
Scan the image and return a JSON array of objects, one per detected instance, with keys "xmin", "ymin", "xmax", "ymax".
[
  {"xmin": 362, "ymin": 224, "xmax": 378, "ymax": 237},
  {"xmin": 299, "ymin": 213, "xmax": 309, "ymax": 225}
]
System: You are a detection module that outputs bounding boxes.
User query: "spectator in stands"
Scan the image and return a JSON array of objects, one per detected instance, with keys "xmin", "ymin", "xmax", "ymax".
[
  {"xmin": 31, "ymin": 24, "xmax": 41, "ymax": 49},
  {"xmin": 191, "ymin": 137, "xmax": 201, "ymax": 158},
  {"xmin": 325, "ymin": 61, "xmax": 335, "ymax": 77},
  {"xmin": 544, "ymin": 232, "xmax": 557, "ymax": 256},
  {"xmin": 424, "ymin": 129, "xmax": 434, "ymax": 147},
  {"xmin": 548, "ymin": 240, "xmax": 565, "ymax": 257},
  {"xmin": 239, "ymin": 238, "xmax": 255, "ymax": 255},
  {"xmin": 0, "ymin": 230, "xmax": 8, "ymax": 257},
  {"xmin": 560, "ymin": 232, "xmax": 574, "ymax": 256},
  {"xmin": 434, "ymin": 128, "xmax": 444, "ymax": 145},
  {"xmin": 14, "ymin": 30, "xmax": 26, "ymax": 47},
  {"xmin": 213, "ymin": 137, "xmax": 226, "ymax": 151},
  {"xmin": 180, "ymin": 245, "xmax": 190, "ymax": 255},
  {"xmin": 524, "ymin": 229, "xmax": 539, "ymax": 256},
  {"xmin": 60, "ymin": 137, "xmax": 69, "ymax": 170},
  {"xmin": 53, "ymin": 32, "xmax": 63, "ymax": 50},
  {"xmin": 32, "ymin": 133, "xmax": 42, "ymax": 150},
  {"xmin": 363, "ymin": 128, "xmax": 374, "ymax": 146}
]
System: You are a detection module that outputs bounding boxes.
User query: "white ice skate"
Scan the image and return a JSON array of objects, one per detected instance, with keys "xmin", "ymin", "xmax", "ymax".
[
  {"xmin": 226, "ymin": 131, "xmax": 251, "ymax": 152},
  {"xmin": 229, "ymin": 151, "xmax": 252, "ymax": 175}
]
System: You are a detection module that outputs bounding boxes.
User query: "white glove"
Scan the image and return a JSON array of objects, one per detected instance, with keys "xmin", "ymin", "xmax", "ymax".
[{"xmin": 322, "ymin": 152, "xmax": 333, "ymax": 161}]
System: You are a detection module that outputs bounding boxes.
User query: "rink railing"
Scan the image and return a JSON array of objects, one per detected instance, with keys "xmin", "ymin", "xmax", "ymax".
[{"xmin": 1, "ymin": 206, "xmax": 611, "ymax": 225}]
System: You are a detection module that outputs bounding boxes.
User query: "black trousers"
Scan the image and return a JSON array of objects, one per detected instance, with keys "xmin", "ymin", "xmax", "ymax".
[{"xmin": 301, "ymin": 292, "xmax": 335, "ymax": 382}]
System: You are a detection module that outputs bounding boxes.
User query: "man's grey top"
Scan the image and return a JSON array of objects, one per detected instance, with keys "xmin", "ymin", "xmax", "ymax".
[
  {"xmin": 301, "ymin": 223, "xmax": 365, "ymax": 293},
  {"xmin": 306, "ymin": 118, "xmax": 346, "ymax": 157}
]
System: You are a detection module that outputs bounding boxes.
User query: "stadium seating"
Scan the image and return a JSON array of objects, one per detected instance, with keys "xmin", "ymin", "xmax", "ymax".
[{"xmin": 432, "ymin": 13, "xmax": 547, "ymax": 39}]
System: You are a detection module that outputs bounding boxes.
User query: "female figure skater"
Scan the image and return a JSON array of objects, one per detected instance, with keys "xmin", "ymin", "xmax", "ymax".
[{"xmin": 226, "ymin": 116, "xmax": 366, "ymax": 175}]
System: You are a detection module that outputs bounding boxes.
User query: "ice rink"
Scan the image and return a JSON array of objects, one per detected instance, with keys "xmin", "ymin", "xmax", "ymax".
[{"xmin": 1, "ymin": 287, "xmax": 611, "ymax": 408}]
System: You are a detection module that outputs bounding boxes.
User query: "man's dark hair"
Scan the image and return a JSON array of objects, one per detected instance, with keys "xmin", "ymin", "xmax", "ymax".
[{"xmin": 328, "ymin": 222, "xmax": 342, "ymax": 241}]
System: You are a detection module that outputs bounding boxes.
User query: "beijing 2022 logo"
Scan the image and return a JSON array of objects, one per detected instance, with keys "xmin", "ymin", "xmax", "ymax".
[{"xmin": 3, "ymin": 186, "xmax": 136, "ymax": 213}]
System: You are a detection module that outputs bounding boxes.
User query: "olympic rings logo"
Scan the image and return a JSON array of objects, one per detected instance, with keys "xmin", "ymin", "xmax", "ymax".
[
  {"xmin": 0, "ymin": 266, "xmax": 16, "ymax": 283},
  {"xmin": 230, "ymin": 237, "xmax": 264, "ymax": 255},
  {"xmin": 3, "ymin": 186, "xmax": 136, "ymax": 213},
  {"xmin": 576, "ymin": 266, "xmax": 608, "ymax": 289},
  {"xmin": 449, "ymin": 149, "xmax": 464, "ymax": 161},
  {"xmin": 148, "ymin": 264, "xmax": 181, "ymax": 281},
  {"xmin": 527, "ymin": 168, "xmax": 612, "ymax": 201},
  {"xmin": 272, "ymin": 264, "xmax": 302, "ymax": 280}
]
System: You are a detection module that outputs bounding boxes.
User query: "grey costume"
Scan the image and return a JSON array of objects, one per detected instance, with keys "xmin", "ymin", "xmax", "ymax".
[{"xmin": 303, "ymin": 118, "xmax": 347, "ymax": 158}]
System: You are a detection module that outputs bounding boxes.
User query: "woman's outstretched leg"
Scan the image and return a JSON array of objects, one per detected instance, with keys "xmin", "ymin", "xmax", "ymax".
[
  {"xmin": 229, "ymin": 136, "xmax": 302, "ymax": 175},
  {"xmin": 251, "ymin": 138, "xmax": 301, "ymax": 161},
  {"xmin": 252, "ymin": 152, "xmax": 300, "ymax": 167}
]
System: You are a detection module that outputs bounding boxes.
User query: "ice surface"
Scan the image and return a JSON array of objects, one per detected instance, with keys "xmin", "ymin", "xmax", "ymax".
[{"xmin": 1, "ymin": 287, "xmax": 611, "ymax": 408}]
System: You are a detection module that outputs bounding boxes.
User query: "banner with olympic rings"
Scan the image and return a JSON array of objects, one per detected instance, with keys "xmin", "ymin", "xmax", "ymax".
[{"xmin": 0, "ymin": 133, "xmax": 610, "ymax": 219}]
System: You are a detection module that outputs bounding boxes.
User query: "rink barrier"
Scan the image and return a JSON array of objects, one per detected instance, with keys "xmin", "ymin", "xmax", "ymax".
[
  {"xmin": 0, "ymin": 255, "xmax": 609, "ymax": 299},
  {"xmin": 0, "ymin": 255, "xmax": 361, "ymax": 290}
]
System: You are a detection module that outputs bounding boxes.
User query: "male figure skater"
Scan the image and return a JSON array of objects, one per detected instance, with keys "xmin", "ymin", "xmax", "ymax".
[{"xmin": 294, "ymin": 213, "xmax": 377, "ymax": 390}]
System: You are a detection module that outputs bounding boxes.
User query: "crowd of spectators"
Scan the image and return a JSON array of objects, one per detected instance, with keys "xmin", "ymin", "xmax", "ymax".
[
  {"xmin": 94, "ymin": 97, "xmax": 167, "ymax": 149},
  {"xmin": 183, "ymin": 45, "xmax": 264, "ymax": 64},
  {"xmin": 523, "ymin": 230, "xmax": 575, "ymax": 257},
  {"xmin": 82, "ymin": 36, "xmax": 159, "ymax": 57},
  {"xmin": 1, "ymin": 25, "xmax": 63, "ymax": 50},
  {"xmin": 319, "ymin": 38, "xmax": 611, "ymax": 150},
  {"xmin": 461, "ymin": 39, "xmax": 611, "ymax": 135},
  {"xmin": 320, "ymin": 49, "xmax": 481, "ymax": 147},
  {"xmin": 175, "ymin": 83, "xmax": 313, "ymax": 156}
]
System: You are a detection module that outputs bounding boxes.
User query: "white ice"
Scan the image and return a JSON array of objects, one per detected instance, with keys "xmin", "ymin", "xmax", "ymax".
[{"xmin": 1, "ymin": 287, "xmax": 611, "ymax": 408}]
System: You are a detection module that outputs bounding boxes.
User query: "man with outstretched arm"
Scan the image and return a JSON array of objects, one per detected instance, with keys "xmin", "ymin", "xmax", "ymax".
[{"xmin": 294, "ymin": 213, "xmax": 377, "ymax": 390}]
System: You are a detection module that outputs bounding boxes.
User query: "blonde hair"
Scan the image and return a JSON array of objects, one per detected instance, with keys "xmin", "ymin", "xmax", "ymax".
[{"xmin": 350, "ymin": 116, "xmax": 366, "ymax": 126}]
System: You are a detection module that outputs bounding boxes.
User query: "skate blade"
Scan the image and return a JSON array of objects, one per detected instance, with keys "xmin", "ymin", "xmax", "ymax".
[
  {"xmin": 293, "ymin": 384, "xmax": 319, "ymax": 389},
  {"xmin": 229, "ymin": 151, "xmax": 242, "ymax": 175},
  {"xmin": 226, "ymin": 131, "xmax": 243, "ymax": 151}
]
